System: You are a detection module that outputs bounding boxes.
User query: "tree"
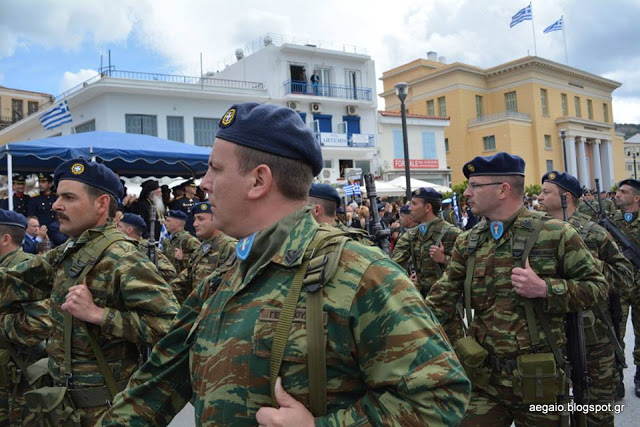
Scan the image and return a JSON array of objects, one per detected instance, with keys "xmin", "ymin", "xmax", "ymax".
[{"xmin": 525, "ymin": 184, "xmax": 541, "ymax": 197}]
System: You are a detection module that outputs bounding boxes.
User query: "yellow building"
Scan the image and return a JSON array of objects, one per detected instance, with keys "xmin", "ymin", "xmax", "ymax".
[
  {"xmin": 0, "ymin": 86, "xmax": 53, "ymax": 131},
  {"xmin": 380, "ymin": 55, "xmax": 624, "ymax": 190}
]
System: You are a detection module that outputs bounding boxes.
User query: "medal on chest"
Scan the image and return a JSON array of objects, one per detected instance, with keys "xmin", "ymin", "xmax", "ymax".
[
  {"xmin": 490, "ymin": 221, "xmax": 504, "ymax": 240},
  {"xmin": 236, "ymin": 233, "xmax": 256, "ymax": 261}
]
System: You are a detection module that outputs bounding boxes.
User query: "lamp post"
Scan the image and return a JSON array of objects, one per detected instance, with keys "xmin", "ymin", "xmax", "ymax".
[
  {"xmin": 395, "ymin": 82, "xmax": 412, "ymax": 202},
  {"xmin": 560, "ymin": 129, "xmax": 567, "ymax": 172},
  {"xmin": 634, "ymin": 153, "xmax": 637, "ymax": 179}
]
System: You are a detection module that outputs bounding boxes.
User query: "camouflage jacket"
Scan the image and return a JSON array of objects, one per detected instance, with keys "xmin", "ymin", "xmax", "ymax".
[
  {"xmin": 392, "ymin": 217, "xmax": 461, "ymax": 297},
  {"xmin": 609, "ymin": 209, "xmax": 640, "ymax": 301},
  {"xmin": 103, "ymin": 207, "xmax": 471, "ymax": 426},
  {"xmin": 170, "ymin": 233, "xmax": 237, "ymax": 305},
  {"xmin": 333, "ymin": 221, "xmax": 373, "ymax": 245},
  {"xmin": 162, "ymin": 230, "xmax": 200, "ymax": 273},
  {"xmin": 0, "ymin": 222, "xmax": 179, "ymax": 387},
  {"xmin": 136, "ymin": 239, "xmax": 177, "ymax": 284},
  {"xmin": 426, "ymin": 207, "xmax": 608, "ymax": 362}
]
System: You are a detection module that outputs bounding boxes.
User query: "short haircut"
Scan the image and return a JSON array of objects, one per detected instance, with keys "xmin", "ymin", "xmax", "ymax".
[
  {"xmin": 126, "ymin": 223, "xmax": 144, "ymax": 237},
  {"xmin": 309, "ymin": 196, "xmax": 337, "ymax": 217},
  {"xmin": 414, "ymin": 197, "xmax": 442, "ymax": 215},
  {"xmin": 84, "ymin": 184, "xmax": 118, "ymax": 218},
  {"xmin": 500, "ymin": 175, "xmax": 525, "ymax": 199},
  {"xmin": 0, "ymin": 224, "xmax": 26, "ymax": 245},
  {"xmin": 234, "ymin": 144, "xmax": 313, "ymax": 201},
  {"xmin": 27, "ymin": 216, "xmax": 39, "ymax": 223}
]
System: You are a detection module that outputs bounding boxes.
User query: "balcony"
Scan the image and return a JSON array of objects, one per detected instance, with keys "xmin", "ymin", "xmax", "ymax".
[
  {"xmin": 316, "ymin": 132, "xmax": 375, "ymax": 148},
  {"xmin": 468, "ymin": 111, "xmax": 532, "ymax": 127},
  {"xmin": 0, "ymin": 116, "xmax": 17, "ymax": 131},
  {"xmin": 284, "ymin": 80, "xmax": 372, "ymax": 101}
]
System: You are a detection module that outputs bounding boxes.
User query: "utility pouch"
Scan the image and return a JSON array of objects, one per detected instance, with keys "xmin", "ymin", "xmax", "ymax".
[
  {"xmin": 454, "ymin": 336, "xmax": 490, "ymax": 386},
  {"xmin": 582, "ymin": 309, "xmax": 598, "ymax": 346},
  {"xmin": 0, "ymin": 349, "xmax": 10, "ymax": 387},
  {"xmin": 24, "ymin": 386, "xmax": 81, "ymax": 427},
  {"xmin": 512, "ymin": 352, "xmax": 559, "ymax": 404}
]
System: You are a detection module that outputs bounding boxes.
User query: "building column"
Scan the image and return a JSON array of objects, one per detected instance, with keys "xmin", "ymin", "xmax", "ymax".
[
  {"xmin": 592, "ymin": 139, "xmax": 603, "ymax": 187},
  {"xmin": 601, "ymin": 140, "xmax": 615, "ymax": 190},
  {"xmin": 565, "ymin": 136, "xmax": 578, "ymax": 176},
  {"xmin": 577, "ymin": 137, "xmax": 590, "ymax": 187}
]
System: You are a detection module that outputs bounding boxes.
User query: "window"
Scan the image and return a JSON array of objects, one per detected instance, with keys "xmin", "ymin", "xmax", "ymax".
[
  {"xmin": 323, "ymin": 159, "xmax": 333, "ymax": 169},
  {"xmin": 505, "ymin": 92, "xmax": 517, "ymax": 112},
  {"xmin": 628, "ymin": 164, "xmax": 633, "ymax": 172},
  {"xmin": 445, "ymin": 138, "xmax": 449, "ymax": 153},
  {"xmin": 27, "ymin": 101, "xmax": 39, "ymax": 115},
  {"xmin": 75, "ymin": 120, "xmax": 95, "ymax": 133},
  {"xmin": 11, "ymin": 99, "xmax": 23, "ymax": 122},
  {"xmin": 393, "ymin": 129, "xmax": 404, "ymax": 158},
  {"xmin": 125, "ymin": 114, "xmax": 157, "ymax": 136},
  {"xmin": 574, "ymin": 96, "xmax": 581, "ymax": 117},
  {"xmin": 426, "ymin": 100, "xmax": 435, "ymax": 116},
  {"xmin": 422, "ymin": 132, "xmax": 437, "ymax": 159},
  {"xmin": 475, "ymin": 95, "xmax": 484, "ymax": 118},
  {"xmin": 354, "ymin": 160, "xmax": 371, "ymax": 175},
  {"xmin": 603, "ymin": 103, "xmax": 609, "ymax": 122},
  {"xmin": 544, "ymin": 135, "xmax": 552, "ymax": 149},
  {"xmin": 540, "ymin": 89, "xmax": 549, "ymax": 115},
  {"xmin": 587, "ymin": 99, "xmax": 593, "ymax": 120},
  {"xmin": 437, "ymin": 97, "xmax": 446, "ymax": 117},
  {"xmin": 193, "ymin": 118, "xmax": 218, "ymax": 146},
  {"xmin": 483, "ymin": 135, "xmax": 496, "ymax": 151},
  {"xmin": 561, "ymin": 93, "xmax": 568, "ymax": 116},
  {"xmin": 546, "ymin": 160, "xmax": 554, "ymax": 172},
  {"xmin": 167, "ymin": 116, "xmax": 184, "ymax": 142}
]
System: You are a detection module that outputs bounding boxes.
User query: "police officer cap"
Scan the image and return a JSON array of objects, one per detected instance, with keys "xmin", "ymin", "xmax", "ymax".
[
  {"xmin": 377, "ymin": 203, "xmax": 385, "ymax": 212},
  {"xmin": 38, "ymin": 173, "xmax": 54, "ymax": 182},
  {"xmin": 309, "ymin": 183, "xmax": 341, "ymax": 206},
  {"xmin": 619, "ymin": 179, "xmax": 640, "ymax": 191},
  {"xmin": 53, "ymin": 158, "xmax": 124, "ymax": 200},
  {"xmin": 192, "ymin": 202, "xmax": 212, "ymax": 214},
  {"xmin": 542, "ymin": 171, "xmax": 582, "ymax": 198},
  {"xmin": 216, "ymin": 103, "xmax": 323, "ymax": 176},
  {"xmin": 463, "ymin": 152, "xmax": 525, "ymax": 179},
  {"xmin": 12, "ymin": 174, "xmax": 26, "ymax": 184},
  {"xmin": 0, "ymin": 209, "xmax": 27, "ymax": 229},
  {"xmin": 168, "ymin": 210, "xmax": 189, "ymax": 222},
  {"xmin": 120, "ymin": 213, "xmax": 147, "ymax": 233},
  {"xmin": 412, "ymin": 187, "xmax": 442, "ymax": 201},
  {"xmin": 336, "ymin": 206, "xmax": 345, "ymax": 215},
  {"xmin": 182, "ymin": 179, "xmax": 197, "ymax": 188},
  {"xmin": 399, "ymin": 205, "xmax": 411, "ymax": 215}
]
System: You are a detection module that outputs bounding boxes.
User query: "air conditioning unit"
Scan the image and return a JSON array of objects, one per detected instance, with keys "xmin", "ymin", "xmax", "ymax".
[
  {"xmin": 287, "ymin": 101, "xmax": 300, "ymax": 111},
  {"xmin": 310, "ymin": 102, "xmax": 322, "ymax": 114},
  {"xmin": 346, "ymin": 105, "xmax": 357, "ymax": 116},
  {"xmin": 319, "ymin": 168, "xmax": 337, "ymax": 183}
]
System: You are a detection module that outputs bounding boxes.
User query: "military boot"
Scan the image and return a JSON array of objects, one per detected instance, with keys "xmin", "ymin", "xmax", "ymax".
[
  {"xmin": 635, "ymin": 367, "xmax": 640, "ymax": 398},
  {"xmin": 616, "ymin": 372, "xmax": 625, "ymax": 401}
]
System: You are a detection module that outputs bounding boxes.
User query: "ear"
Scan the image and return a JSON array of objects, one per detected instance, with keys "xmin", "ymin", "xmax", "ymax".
[
  {"xmin": 246, "ymin": 164, "xmax": 273, "ymax": 200},
  {"xmin": 95, "ymin": 194, "xmax": 111, "ymax": 216}
]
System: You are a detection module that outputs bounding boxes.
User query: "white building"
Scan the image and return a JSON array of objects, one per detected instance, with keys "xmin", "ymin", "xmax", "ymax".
[
  {"xmin": 624, "ymin": 132, "xmax": 640, "ymax": 179},
  {"xmin": 0, "ymin": 34, "xmax": 379, "ymax": 184},
  {"xmin": 377, "ymin": 111, "xmax": 451, "ymax": 186}
]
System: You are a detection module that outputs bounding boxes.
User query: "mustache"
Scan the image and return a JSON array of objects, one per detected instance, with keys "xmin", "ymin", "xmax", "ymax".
[{"xmin": 56, "ymin": 213, "xmax": 70, "ymax": 221}]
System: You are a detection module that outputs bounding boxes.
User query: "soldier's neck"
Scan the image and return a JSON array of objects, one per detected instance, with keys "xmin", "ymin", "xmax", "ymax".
[{"xmin": 621, "ymin": 204, "xmax": 639, "ymax": 214}]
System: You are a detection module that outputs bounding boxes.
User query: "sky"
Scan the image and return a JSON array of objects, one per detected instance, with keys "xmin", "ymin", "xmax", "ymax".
[{"xmin": 1, "ymin": 0, "xmax": 639, "ymax": 123}]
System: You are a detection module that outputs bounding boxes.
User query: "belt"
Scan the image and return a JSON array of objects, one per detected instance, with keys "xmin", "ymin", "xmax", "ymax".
[
  {"xmin": 487, "ymin": 354, "xmax": 517, "ymax": 374},
  {"xmin": 67, "ymin": 379, "xmax": 128, "ymax": 408}
]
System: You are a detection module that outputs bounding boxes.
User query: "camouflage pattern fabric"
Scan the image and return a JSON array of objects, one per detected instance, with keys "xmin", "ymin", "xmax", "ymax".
[
  {"xmin": 333, "ymin": 221, "xmax": 373, "ymax": 245},
  {"xmin": 426, "ymin": 207, "xmax": 608, "ymax": 425},
  {"xmin": 0, "ymin": 222, "xmax": 179, "ymax": 424},
  {"xmin": 161, "ymin": 229, "xmax": 200, "ymax": 273},
  {"xmin": 136, "ymin": 238, "xmax": 177, "ymax": 284},
  {"xmin": 568, "ymin": 210, "xmax": 633, "ymax": 426},
  {"xmin": 103, "ymin": 207, "xmax": 471, "ymax": 426},
  {"xmin": 576, "ymin": 198, "xmax": 614, "ymax": 221},
  {"xmin": 170, "ymin": 233, "xmax": 237, "ymax": 305}
]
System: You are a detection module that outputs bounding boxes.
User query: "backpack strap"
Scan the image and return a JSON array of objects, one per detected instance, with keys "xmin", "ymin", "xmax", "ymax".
[
  {"xmin": 433, "ymin": 224, "xmax": 451, "ymax": 279},
  {"xmin": 462, "ymin": 227, "xmax": 487, "ymax": 327}
]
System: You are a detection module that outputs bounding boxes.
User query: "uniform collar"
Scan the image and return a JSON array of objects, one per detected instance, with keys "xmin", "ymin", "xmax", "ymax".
[{"xmin": 0, "ymin": 248, "xmax": 20, "ymax": 265}]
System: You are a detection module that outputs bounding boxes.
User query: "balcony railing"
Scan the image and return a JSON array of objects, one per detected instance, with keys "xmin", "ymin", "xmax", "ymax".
[
  {"xmin": 468, "ymin": 110, "xmax": 532, "ymax": 126},
  {"xmin": 284, "ymin": 80, "xmax": 372, "ymax": 101},
  {"xmin": 315, "ymin": 132, "xmax": 375, "ymax": 148}
]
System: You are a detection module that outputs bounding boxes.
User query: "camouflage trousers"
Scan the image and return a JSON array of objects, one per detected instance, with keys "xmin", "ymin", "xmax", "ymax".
[
  {"xmin": 1, "ymin": 388, "xmax": 31, "ymax": 426},
  {"xmin": 620, "ymin": 301, "xmax": 640, "ymax": 366},
  {"xmin": 586, "ymin": 342, "xmax": 617, "ymax": 427},
  {"xmin": 24, "ymin": 404, "xmax": 107, "ymax": 427}
]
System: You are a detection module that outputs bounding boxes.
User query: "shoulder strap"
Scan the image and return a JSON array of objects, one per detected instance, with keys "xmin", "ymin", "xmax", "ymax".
[
  {"xmin": 433, "ymin": 224, "xmax": 451, "ymax": 279},
  {"xmin": 579, "ymin": 220, "xmax": 598, "ymax": 241},
  {"xmin": 463, "ymin": 229, "xmax": 486, "ymax": 327}
]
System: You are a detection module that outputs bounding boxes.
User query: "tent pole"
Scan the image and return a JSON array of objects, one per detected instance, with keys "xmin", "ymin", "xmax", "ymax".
[{"xmin": 7, "ymin": 153, "xmax": 13, "ymax": 211}]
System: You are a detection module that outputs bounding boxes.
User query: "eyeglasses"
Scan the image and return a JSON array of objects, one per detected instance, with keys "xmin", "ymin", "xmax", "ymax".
[{"xmin": 466, "ymin": 182, "xmax": 504, "ymax": 190}]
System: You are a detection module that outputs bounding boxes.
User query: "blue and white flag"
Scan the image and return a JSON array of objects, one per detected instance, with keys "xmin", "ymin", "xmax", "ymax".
[
  {"xmin": 158, "ymin": 224, "xmax": 169, "ymax": 250},
  {"xmin": 39, "ymin": 100, "xmax": 72, "ymax": 130},
  {"xmin": 344, "ymin": 184, "xmax": 354, "ymax": 196},
  {"xmin": 510, "ymin": 3, "xmax": 532, "ymax": 28},
  {"xmin": 452, "ymin": 193, "xmax": 461, "ymax": 225},
  {"xmin": 353, "ymin": 183, "xmax": 361, "ymax": 196},
  {"xmin": 543, "ymin": 17, "xmax": 563, "ymax": 33}
]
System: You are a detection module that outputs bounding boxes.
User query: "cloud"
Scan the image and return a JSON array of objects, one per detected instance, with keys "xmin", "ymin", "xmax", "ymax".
[
  {"xmin": 59, "ymin": 69, "xmax": 99, "ymax": 93},
  {"xmin": 612, "ymin": 97, "xmax": 640, "ymax": 124}
]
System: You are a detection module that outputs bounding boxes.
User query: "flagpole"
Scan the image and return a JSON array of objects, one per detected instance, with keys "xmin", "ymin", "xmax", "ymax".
[
  {"xmin": 561, "ymin": 15, "xmax": 568, "ymax": 64},
  {"xmin": 530, "ymin": 2, "xmax": 537, "ymax": 56}
]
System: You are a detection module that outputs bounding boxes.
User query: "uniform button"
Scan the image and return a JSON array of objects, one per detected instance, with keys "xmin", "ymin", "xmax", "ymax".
[{"xmin": 108, "ymin": 312, "xmax": 116, "ymax": 319}]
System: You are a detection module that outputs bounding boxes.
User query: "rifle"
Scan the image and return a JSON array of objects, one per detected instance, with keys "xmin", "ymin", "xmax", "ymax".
[
  {"xmin": 561, "ymin": 193, "xmax": 590, "ymax": 426},
  {"xmin": 147, "ymin": 205, "xmax": 158, "ymax": 267},
  {"xmin": 363, "ymin": 173, "xmax": 390, "ymax": 255}
]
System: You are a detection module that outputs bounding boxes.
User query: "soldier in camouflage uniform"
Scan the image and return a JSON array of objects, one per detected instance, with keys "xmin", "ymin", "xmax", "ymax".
[
  {"xmin": 0, "ymin": 159, "xmax": 179, "ymax": 426},
  {"xmin": 170, "ymin": 201, "xmax": 236, "ymax": 305},
  {"xmin": 116, "ymin": 213, "xmax": 177, "ymax": 284},
  {"xmin": 0, "ymin": 210, "xmax": 51, "ymax": 426},
  {"xmin": 538, "ymin": 171, "xmax": 633, "ymax": 426},
  {"xmin": 577, "ymin": 190, "xmax": 599, "ymax": 220},
  {"xmin": 426, "ymin": 152, "xmax": 607, "ymax": 426},
  {"xmin": 161, "ymin": 210, "xmax": 200, "ymax": 273},
  {"xmin": 103, "ymin": 102, "xmax": 471, "ymax": 426},
  {"xmin": 611, "ymin": 178, "xmax": 640, "ymax": 398}
]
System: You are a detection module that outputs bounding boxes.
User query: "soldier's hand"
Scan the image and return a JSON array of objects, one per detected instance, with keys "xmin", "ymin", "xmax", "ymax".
[
  {"xmin": 61, "ymin": 279, "xmax": 105, "ymax": 325},
  {"xmin": 255, "ymin": 377, "xmax": 314, "ymax": 427},
  {"xmin": 175, "ymin": 248, "xmax": 184, "ymax": 261},
  {"xmin": 428, "ymin": 242, "xmax": 446, "ymax": 264},
  {"xmin": 37, "ymin": 225, "xmax": 48, "ymax": 240},
  {"xmin": 511, "ymin": 259, "xmax": 547, "ymax": 299}
]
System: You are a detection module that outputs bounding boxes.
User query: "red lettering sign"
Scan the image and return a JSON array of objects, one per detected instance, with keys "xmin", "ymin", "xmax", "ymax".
[{"xmin": 393, "ymin": 159, "xmax": 439, "ymax": 169}]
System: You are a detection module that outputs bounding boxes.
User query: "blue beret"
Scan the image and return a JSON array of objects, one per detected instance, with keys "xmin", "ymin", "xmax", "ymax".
[
  {"xmin": 216, "ymin": 103, "xmax": 323, "ymax": 176},
  {"xmin": 619, "ymin": 179, "xmax": 640, "ymax": 191},
  {"xmin": 463, "ymin": 152, "xmax": 525, "ymax": 179},
  {"xmin": 542, "ymin": 171, "xmax": 582, "ymax": 198},
  {"xmin": 0, "ymin": 209, "xmax": 27, "ymax": 229},
  {"xmin": 54, "ymin": 158, "xmax": 124, "ymax": 199},
  {"xmin": 120, "ymin": 213, "xmax": 147, "ymax": 233},
  {"xmin": 399, "ymin": 205, "xmax": 411, "ymax": 215},
  {"xmin": 192, "ymin": 202, "xmax": 212, "ymax": 214},
  {"xmin": 168, "ymin": 210, "xmax": 189, "ymax": 221},
  {"xmin": 412, "ymin": 187, "xmax": 442, "ymax": 201},
  {"xmin": 309, "ymin": 183, "xmax": 341, "ymax": 206}
]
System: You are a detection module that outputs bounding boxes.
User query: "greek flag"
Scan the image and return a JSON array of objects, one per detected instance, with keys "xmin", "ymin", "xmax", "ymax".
[
  {"xmin": 543, "ymin": 17, "xmax": 563, "ymax": 34},
  {"xmin": 510, "ymin": 3, "xmax": 532, "ymax": 28},
  {"xmin": 39, "ymin": 100, "xmax": 72, "ymax": 130},
  {"xmin": 158, "ymin": 224, "xmax": 169, "ymax": 250},
  {"xmin": 353, "ymin": 183, "xmax": 361, "ymax": 196},
  {"xmin": 344, "ymin": 184, "xmax": 354, "ymax": 196}
]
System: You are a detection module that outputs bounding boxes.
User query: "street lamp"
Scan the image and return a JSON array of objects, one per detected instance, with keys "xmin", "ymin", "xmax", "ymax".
[
  {"xmin": 560, "ymin": 129, "xmax": 567, "ymax": 172},
  {"xmin": 395, "ymin": 82, "xmax": 412, "ymax": 201},
  {"xmin": 634, "ymin": 152, "xmax": 637, "ymax": 179}
]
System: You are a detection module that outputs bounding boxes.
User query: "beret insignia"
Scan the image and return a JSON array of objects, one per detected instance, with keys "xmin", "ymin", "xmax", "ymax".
[
  {"xmin": 220, "ymin": 108, "xmax": 237, "ymax": 128},
  {"xmin": 548, "ymin": 172, "xmax": 556, "ymax": 180},
  {"xmin": 200, "ymin": 204, "xmax": 208, "ymax": 211},
  {"xmin": 71, "ymin": 163, "xmax": 85, "ymax": 175},
  {"xmin": 467, "ymin": 164, "xmax": 475, "ymax": 172}
]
